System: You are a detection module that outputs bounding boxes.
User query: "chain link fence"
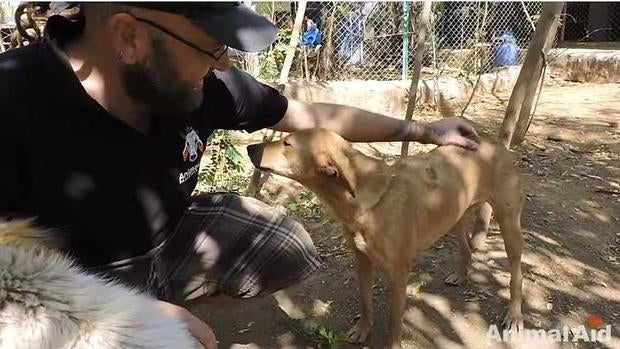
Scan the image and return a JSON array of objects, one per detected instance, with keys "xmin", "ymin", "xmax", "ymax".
[
  {"xmin": 0, "ymin": 1, "xmax": 16, "ymax": 52},
  {"xmin": 253, "ymin": 1, "xmax": 545, "ymax": 81},
  {"xmin": 560, "ymin": 2, "xmax": 620, "ymax": 44},
  {"xmin": 2, "ymin": 2, "xmax": 619, "ymax": 75}
]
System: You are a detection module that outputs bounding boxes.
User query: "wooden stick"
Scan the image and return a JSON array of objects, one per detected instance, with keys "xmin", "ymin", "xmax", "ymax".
[{"xmin": 401, "ymin": 0, "xmax": 432, "ymax": 158}]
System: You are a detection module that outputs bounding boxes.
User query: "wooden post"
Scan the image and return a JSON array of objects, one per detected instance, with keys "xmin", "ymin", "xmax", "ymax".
[
  {"xmin": 559, "ymin": 2, "xmax": 567, "ymax": 46},
  {"xmin": 278, "ymin": 0, "xmax": 307, "ymax": 85},
  {"xmin": 400, "ymin": 0, "xmax": 432, "ymax": 158}
]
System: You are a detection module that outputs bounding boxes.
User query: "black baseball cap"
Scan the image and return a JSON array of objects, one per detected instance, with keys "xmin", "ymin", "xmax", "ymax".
[
  {"xmin": 50, "ymin": 2, "xmax": 278, "ymax": 52},
  {"xmin": 123, "ymin": 2, "xmax": 278, "ymax": 52}
]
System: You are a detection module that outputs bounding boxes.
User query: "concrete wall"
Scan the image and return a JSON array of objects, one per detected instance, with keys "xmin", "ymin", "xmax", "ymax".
[
  {"xmin": 281, "ymin": 49, "xmax": 620, "ymax": 116},
  {"xmin": 281, "ymin": 66, "xmax": 523, "ymax": 117},
  {"xmin": 548, "ymin": 49, "xmax": 620, "ymax": 84}
]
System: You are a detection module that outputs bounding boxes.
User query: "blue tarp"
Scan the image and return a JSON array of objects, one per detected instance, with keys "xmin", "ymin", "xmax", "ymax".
[
  {"xmin": 493, "ymin": 30, "xmax": 519, "ymax": 67},
  {"xmin": 301, "ymin": 19, "xmax": 322, "ymax": 48},
  {"xmin": 337, "ymin": 8, "xmax": 364, "ymax": 65}
]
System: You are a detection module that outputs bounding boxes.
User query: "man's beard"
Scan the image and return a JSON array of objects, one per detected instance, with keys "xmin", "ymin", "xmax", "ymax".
[{"xmin": 120, "ymin": 38, "xmax": 204, "ymax": 117}]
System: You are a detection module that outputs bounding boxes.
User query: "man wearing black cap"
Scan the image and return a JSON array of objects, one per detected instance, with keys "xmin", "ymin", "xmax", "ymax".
[{"xmin": 0, "ymin": 2, "xmax": 479, "ymax": 347}]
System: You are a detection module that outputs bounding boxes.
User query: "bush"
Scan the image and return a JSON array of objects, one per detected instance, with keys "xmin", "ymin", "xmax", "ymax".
[
  {"xmin": 259, "ymin": 27, "xmax": 292, "ymax": 81},
  {"xmin": 197, "ymin": 130, "xmax": 248, "ymax": 193}
]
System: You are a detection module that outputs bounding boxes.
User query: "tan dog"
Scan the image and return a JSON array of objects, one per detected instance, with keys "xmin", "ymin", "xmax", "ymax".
[{"xmin": 247, "ymin": 128, "xmax": 524, "ymax": 349}]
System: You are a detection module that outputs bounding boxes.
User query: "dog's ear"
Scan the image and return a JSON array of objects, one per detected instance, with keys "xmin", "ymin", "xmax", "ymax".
[{"xmin": 318, "ymin": 150, "xmax": 357, "ymax": 198}]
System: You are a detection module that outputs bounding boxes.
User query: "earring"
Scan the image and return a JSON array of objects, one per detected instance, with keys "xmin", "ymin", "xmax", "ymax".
[{"xmin": 116, "ymin": 51, "xmax": 124, "ymax": 60}]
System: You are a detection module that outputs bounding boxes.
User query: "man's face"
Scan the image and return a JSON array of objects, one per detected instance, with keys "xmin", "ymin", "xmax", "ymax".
[
  {"xmin": 117, "ymin": 11, "xmax": 230, "ymax": 116},
  {"xmin": 120, "ymin": 36, "xmax": 203, "ymax": 116}
]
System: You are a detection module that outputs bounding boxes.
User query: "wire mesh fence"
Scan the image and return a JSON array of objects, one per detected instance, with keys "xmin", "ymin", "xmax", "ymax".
[
  {"xmin": 1, "ymin": 2, "xmax": 619, "ymax": 77},
  {"xmin": 0, "ymin": 24, "xmax": 12, "ymax": 52},
  {"xmin": 253, "ymin": 1, "xmax": 545, "ymax": 81},
  {"xmin": 560, "ymin": 2, "xmax": 620, "ymax": 44},
  {"xmin": 0, "ymin": 1, "xmax": 16, "ymax": 52}
]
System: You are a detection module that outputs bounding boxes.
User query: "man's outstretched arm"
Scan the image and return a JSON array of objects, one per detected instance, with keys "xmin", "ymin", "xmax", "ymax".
[{"xmin": 271, "ymin": 100, "xmax": 480, "ymax": 149}]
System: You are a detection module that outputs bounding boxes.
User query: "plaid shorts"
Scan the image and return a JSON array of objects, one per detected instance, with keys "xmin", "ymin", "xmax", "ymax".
[{"xmin": 97, "ymin": 192, "xmax": 322, "ymax": 303}]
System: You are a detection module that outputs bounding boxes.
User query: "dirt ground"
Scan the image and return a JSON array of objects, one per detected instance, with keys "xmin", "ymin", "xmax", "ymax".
[{"xmin": 192, "ymin": 81, "xmax": 620, "ymax": 349}]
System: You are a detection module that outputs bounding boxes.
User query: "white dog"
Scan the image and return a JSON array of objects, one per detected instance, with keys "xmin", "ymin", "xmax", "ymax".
[{"xmin": 0, "ymin": 219, "xmax": 198, "ymax": 349}]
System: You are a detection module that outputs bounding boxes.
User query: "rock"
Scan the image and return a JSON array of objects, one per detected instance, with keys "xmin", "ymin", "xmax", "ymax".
[
  {"xmin": 547, "ymin": 132, "xmax": 567, "ymax": 142},
  {"xmin": 407, "ymin": 282, "xmax": 423, "ymax": 297}
]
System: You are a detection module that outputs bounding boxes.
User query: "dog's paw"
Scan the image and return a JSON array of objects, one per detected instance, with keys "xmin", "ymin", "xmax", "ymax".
[
  {"xmin": 471, "ymin": 251, "xmax": 489, "ymax": 267},
  {"xmin": 444, "ymin": 273, "xmax": 467, "ymax": 286},
  {"xmin": 347, "ymin": 318, "xmax": 370, "ymax": 344},
  {"xmin": 501, "ymin": 311, "xmax": 524, "ymax": 332}
]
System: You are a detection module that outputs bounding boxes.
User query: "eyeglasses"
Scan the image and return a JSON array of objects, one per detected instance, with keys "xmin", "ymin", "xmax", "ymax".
[{"xmin": 132, "ymin": 16, "xmax": 228, "ymax": 61}]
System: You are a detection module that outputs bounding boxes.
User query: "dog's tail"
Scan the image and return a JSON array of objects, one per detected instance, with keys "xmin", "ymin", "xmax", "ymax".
[{"xmin": 0, "ymin": 219, "xmax": 62, "ymax": 251}]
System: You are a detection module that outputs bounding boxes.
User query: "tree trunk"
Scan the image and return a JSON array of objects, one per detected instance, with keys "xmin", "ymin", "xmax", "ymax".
[
  {"xmin": 510, "ymin": 4, "xmax": 562, "ymax": 146},
  {"xmin": 243, "ymin": 0, "xmax": 260, "ymax": 77},
  {"xmin": 318, "ymin": 3, "xmax": 338, "ymax": 80},
  {"xmin": 400, "ymin": 0, "xmax": 432, "ymax": 158},
  {"xmin": 278, "ymin": 0, "xmax": 307, "ymax": 85},
  {"xmin": 498, "ymin": 2, "xmax": 564, "ymax": 149}
]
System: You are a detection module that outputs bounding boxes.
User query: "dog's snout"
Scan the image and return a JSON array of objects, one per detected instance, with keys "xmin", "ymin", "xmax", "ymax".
[{"xmin": 246, "ymin": 144, "xmax": 265, "ymax": 167}]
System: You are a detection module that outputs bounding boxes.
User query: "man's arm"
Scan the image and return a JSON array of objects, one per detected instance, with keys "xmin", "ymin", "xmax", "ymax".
[{"xmin": 271, "ymin": 99, "xmax": 480, "ymax": 149}]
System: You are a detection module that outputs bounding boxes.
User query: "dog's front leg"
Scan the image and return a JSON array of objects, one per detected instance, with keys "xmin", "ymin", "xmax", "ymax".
[
  {"xmin": 345, "ymin": 232, "xmax": 374, "ymax": 344},
  {"xmin": 496, "ymin": 207, "xmax": 524, "ymax": 332}
]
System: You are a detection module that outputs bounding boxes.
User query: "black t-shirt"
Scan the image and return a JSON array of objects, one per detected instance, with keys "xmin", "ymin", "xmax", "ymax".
[{"xmin": 0, "ymin": 43, "xmax": 287, "ymax": 266}]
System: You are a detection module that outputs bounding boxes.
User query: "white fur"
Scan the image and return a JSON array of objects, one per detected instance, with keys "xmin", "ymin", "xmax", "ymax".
[{"xmin": 0, "ymin": 244, "xmax": 198, "ymax": 349}]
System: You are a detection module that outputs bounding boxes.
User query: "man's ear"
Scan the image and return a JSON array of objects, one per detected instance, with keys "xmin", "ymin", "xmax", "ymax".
[
  {"xmin": 318, "ymin": 151, "xmax": 357, "ymax": 198},
  {"xmin": 108, "ymin": 13, "xmax": 149, "ymax": 64}
]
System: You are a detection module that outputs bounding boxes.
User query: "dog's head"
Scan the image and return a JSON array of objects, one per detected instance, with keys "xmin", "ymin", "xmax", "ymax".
[{"xmin": 247, "ymin": 128, "xmax": 357, "ymax": 197}]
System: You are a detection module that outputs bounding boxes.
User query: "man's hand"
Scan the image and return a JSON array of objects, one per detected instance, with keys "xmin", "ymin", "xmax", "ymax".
[
  {"xmin": 155, "ymin": 300, "xmax": 217, "ymax": 349},
  {"xmin": 421, "ymin": 117, "xmax": 480, "ymax": 150}
]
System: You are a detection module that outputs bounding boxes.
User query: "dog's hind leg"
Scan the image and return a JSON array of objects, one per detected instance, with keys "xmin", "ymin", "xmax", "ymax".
[
  {"xmin": 445, "ymin": 218, "xmax": 471, "ymax": 286},
  {"xmin": 493, "ymin": 188, "xmax": 525, "ymax": 332},
  {"xmin": 471, "ymin": 202, "xmax": 492, "ymax": 252},
  {"xmin": 385, "ymin": 263, "xmax": 410, "ymax": 349},
  {"xmin": 345, "ymin": 232, "xmax": 374, "ymax": 344}
]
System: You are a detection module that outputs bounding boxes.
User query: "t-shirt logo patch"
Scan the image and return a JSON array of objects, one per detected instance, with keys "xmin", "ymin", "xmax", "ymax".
[{"xmin": 182, "ymin": 128, "xmax": 205, "ymax": 163}]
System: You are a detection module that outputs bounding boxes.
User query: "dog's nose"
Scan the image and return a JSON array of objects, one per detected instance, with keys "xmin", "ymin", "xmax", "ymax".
[{"xmin": 246, "ymin": 144, "xmax": 264, "ymax": 167}]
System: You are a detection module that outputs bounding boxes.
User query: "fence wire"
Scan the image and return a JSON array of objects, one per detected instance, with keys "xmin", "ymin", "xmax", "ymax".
[
  {"xmin": 1, "ymin": 2, "xmax": 619, "ymax": 78},
  {"xmin": 253, "ymin": 1, "xmax": 545, "ymax": 81},
  {"xmin": 561, "ymin": 2, "xmax": 620, "ymax": 44},
  {"xmin": 0, "ymin": 1, "xmax": 16, "ymax": 52}
]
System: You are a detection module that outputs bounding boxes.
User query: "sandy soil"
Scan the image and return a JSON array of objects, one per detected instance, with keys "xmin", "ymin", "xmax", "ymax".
[{"xmin": 191, "ymin": 81, "xmax": 620, "ymax": 349}]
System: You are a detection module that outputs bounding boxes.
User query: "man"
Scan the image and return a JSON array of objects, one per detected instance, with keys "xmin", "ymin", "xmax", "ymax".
[{"xmin": 0, "ymin": 3, "xmax": 479, "ymax": 347}]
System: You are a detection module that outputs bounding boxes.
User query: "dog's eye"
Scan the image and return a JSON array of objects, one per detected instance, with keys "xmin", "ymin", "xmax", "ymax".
[{"xmin": 283, "ymin": 139, "xmax": 292, "ymax": 147}]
